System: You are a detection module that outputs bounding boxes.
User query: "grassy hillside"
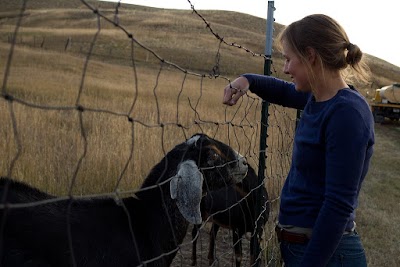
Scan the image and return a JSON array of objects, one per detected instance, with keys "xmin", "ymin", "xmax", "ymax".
[
  {"xmin": 0, "ymin": 1, "xmax": 399, "ymax": 266},
  {"xmin": 1, "ymin": 0, "xmax": 398, "ymax": 88}
]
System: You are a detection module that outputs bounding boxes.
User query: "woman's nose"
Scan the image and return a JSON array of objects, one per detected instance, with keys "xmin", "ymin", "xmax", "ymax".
[{"xmin": 283, "ymin": 63, "xmax": 289, "ymax": 74}]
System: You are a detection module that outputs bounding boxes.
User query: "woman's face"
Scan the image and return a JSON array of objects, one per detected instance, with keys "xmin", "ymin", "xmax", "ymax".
[{"xmin": 282, "ymin": 40, "xmax": 311, "ymax": 92}]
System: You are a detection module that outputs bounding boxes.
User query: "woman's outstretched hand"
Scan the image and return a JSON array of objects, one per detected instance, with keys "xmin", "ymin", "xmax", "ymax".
[{"xmin": 222, "ymin": 76, "xmax": 250, "ymax": 106}]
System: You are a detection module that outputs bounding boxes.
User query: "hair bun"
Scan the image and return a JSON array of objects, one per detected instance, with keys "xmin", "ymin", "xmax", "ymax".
[
  {"xmin": 346, "ymin": 43, "xmax": 355, "ymax": 51},
  {"xmin": 346, "ymin": 43, "xmax": 362, "ymax": 65}
]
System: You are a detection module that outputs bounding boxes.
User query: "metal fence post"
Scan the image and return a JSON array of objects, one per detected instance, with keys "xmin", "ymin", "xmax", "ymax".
[{"xmin": 254, "ymin": 1, "xmax": 275, "ymax": 266}]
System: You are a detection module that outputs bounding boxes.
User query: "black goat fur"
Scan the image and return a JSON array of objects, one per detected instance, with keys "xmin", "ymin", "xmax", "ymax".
[
  {"xmin": 191, "ymin": 164, "xmax": 269, "ymax": 267},
  {"xmin": 0, "ymin": 134, "xmax": 248, "ymax": 267}
]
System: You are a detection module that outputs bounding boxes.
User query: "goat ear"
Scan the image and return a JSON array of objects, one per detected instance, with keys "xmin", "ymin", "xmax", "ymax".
[{"xmin": 170, "ymin": 160, "xmax": 203, "ymax": 224}]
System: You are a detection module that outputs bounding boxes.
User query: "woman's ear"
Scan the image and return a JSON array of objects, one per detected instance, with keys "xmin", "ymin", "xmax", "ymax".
[{"xmin": 306, "ymin": 47, "xmax": 317, "ymax": 65}]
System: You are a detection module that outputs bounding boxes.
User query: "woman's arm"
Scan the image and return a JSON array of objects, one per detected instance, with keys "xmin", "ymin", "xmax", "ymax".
[
  {"xmin": 244, "ymin": 74, "xmax": 309, "ymax": 109},
  {"xmin": 222, "ymin": 74, "xmax": 309, "ymax": 109}
]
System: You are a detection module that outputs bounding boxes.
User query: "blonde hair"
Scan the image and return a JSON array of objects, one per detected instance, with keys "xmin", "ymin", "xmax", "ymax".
[{"xmin": 278, "ymin": 14, "xmax": 370, "ymax": 85}]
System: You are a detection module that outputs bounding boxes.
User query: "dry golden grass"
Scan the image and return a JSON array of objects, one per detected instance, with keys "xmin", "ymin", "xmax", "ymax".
[
  {"xmin": 0, "ymin": 42, "xmax": 294, "ymax": 199},
  {"xmin": 357, "ymin": 123, "xmax": 400, "ymax": 266},
  {"xmin": 1, "ymin": 2, "xmax": 399, "ymax": 266}
]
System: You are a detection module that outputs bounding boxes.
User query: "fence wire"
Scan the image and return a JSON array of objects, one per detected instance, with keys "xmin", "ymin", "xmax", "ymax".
[{"xmin": 0, "ymin": 0, "xmax": 296, "ymax": 266}]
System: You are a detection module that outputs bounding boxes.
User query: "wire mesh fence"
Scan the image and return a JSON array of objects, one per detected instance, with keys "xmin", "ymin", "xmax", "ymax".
[{"xmin": 0, "ymin": 0, "xmax": 296, "ymax": 266}]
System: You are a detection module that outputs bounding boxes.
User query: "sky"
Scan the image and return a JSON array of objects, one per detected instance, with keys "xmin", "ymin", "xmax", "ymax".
[{"xmin": 107, "ymin": 0, "xmax": 400, "ymax": 68}]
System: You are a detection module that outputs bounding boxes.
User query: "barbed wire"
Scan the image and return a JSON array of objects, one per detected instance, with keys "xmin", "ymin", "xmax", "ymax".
[{"xmin": 186, "ymin": 0, "xmax": 271, "ymax": 61}]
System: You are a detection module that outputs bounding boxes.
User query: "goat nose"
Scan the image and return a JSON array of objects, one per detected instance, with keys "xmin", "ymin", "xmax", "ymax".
[
  {"xmin": 234, "ymin": 150, "xmax": 247, "ymax": 168},
  {"xmin": 242, "ymin": 157, "xmax": 248, "ymax": 166},
  {"xmin": 238, "ymin": 155, "xmax": 247, "ymax": 168}
]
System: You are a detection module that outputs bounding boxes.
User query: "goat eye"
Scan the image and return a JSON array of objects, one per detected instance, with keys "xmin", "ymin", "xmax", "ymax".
[{"xmin": 209, "ymin": 152, "xmax": 220, "ymax": 161}]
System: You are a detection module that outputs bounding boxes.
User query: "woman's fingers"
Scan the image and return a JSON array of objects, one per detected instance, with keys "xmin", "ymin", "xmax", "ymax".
[
  {"xmin": 222, "ymin": 77, "xmax": 249, "ymax": 106},
  {"xmin": 223, "ymin": 84, "xmax": 237, "ymax": 105}
]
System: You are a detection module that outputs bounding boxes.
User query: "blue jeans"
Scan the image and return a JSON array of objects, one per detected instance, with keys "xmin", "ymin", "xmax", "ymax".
[{"xmin": 280, "ymin": 232, "xmax": 367, "ymax": 267}]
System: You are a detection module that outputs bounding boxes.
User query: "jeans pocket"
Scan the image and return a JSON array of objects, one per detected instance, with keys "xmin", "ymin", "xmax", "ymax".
[
  {"xmin": 327, "ymin": 251, "xmax": 367, "ymax": 267},
  {"xmin": 328, "ymin": 236, "xmax": 367, "ymax": 267},
  {"xmin": 280, "ymin": 241, "xmax": 306, "ymax": 266}
]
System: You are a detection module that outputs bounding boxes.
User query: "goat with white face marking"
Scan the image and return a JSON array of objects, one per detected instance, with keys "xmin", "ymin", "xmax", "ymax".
[{"xmin": 0, "ymin": 133, "xmax": 248, "ymax": 267}]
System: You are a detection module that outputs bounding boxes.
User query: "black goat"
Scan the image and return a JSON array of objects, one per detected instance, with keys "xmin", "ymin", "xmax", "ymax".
[
  {"xmin": 0, "ymin": 133, "xmax": 248, "ymax": 267},
  {"xmin": 191, "ymin": 164, "xmax": 269, "ymax": 267}
]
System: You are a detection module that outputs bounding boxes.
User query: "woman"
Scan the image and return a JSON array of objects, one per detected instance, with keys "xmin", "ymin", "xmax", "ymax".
[{"xmin": 222, "ymin": 14, "xmax": 374, "ymax": 267}]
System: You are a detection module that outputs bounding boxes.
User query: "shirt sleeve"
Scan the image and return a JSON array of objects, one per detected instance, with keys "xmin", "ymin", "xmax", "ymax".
[
  {"xmin": 300, "ymin": 104, "xmax": 370, "ymax": 266},
  {"xmin": 242, "ymin": 74, "xmax": 310, "ymax": 110}
]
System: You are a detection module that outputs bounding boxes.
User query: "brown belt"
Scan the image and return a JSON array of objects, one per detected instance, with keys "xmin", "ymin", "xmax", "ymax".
[{"xmin": 275, "ymin": 225, "xmax": 309, "ymax": 244}]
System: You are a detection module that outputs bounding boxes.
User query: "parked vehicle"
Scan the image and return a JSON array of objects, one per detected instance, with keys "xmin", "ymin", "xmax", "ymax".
[{"xmin": 370, "ymin": 83, "xmax": 400, "ymax": 123}]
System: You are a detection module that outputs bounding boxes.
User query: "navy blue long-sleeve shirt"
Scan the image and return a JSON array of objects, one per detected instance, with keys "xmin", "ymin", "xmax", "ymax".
[{"xmin": 243, "ymin": 74, "xmax": 374, "ymax": 267}]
